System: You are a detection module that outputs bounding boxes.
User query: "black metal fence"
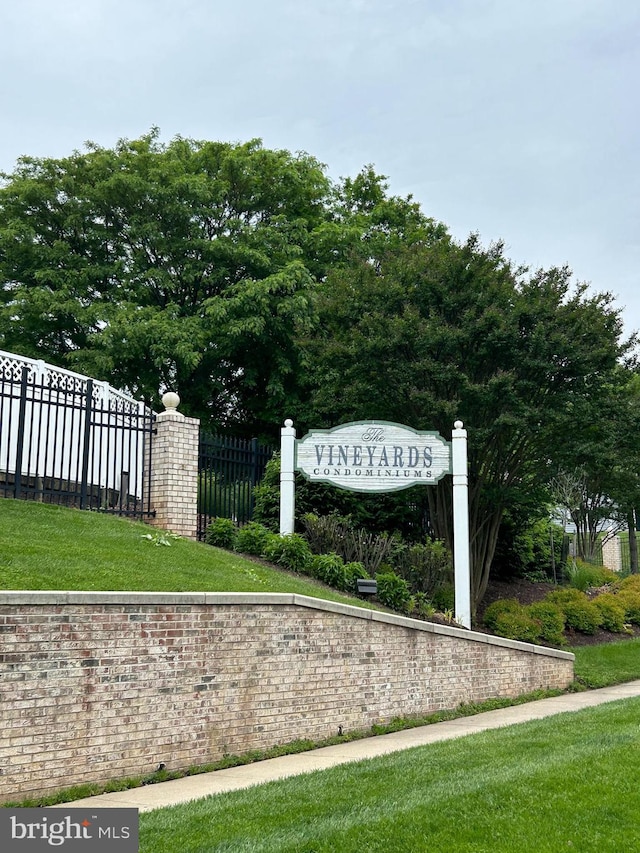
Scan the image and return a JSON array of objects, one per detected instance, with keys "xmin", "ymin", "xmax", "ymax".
[
  {"xmin": 0, "ymin": 355, "xmax": 155, "ymax": 519},
  {"xmin": 198, "ymin": 433, "xmax": 275, "ymax": 539}
]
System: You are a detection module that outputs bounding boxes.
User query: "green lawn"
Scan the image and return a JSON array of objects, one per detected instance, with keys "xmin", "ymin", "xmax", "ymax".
[
  {"xmin": 0, "ymin": 498, "xmax": 375, "ymax": 608},
  {"xmin": 5, "ymin": 495, "xmax": 640, "ymax": 847},
  {"xmin": 139, "ymin": 697, "xmax": 640, "ymax": 853},
  {"xmin": 572, "ymin": 637, "xmax": 640, "ymax": 688}
]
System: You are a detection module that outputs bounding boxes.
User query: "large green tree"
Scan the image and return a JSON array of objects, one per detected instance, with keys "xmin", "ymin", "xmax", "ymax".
[
  {"xmin": 299, "ymin": 235, "xmax": 630, "ymax": 612},
  {"xmin": 0, "ymin": 130, "xmax": 333, "ymax": 435},
  {"xmin": 0, "ymin": 135, "xmax": 443, "ymax": 440}
]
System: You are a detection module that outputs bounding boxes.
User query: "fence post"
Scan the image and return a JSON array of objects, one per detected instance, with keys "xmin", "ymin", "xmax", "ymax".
[
  {"xmin": 79, "ymin": 379, "xmax": 93, "ymax": 510},
  {"xmin": 147, "ymin": 392, "xmax": 200, "ymax": 539},
  {"xmin": 13, "ymin": 367, "xmax": 29, "ymax": 500}
]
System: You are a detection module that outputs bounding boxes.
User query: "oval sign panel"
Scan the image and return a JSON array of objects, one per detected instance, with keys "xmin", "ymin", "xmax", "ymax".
[{"xmin": 295, "ymin": 421, "xmax": 451, "ymax": 493}]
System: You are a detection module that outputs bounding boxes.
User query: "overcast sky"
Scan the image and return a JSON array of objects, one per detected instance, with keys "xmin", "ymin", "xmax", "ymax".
[{"xmin": 2, "ymin": 0, "xmax": 639, "ymax": 338}]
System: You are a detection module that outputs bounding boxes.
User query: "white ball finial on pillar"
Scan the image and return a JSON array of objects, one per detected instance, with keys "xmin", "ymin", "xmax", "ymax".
[{"xmin": 162, "ymin": 391, "xmax": 180, "ymax": 412}]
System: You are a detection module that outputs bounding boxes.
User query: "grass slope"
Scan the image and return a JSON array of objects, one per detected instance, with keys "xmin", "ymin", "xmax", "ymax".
[
  {"xmin": 140, "ymin": 698, "xmax": 640, "ymax": 853},
  {"xmin": 0, "ymin": 498, "xmax": 375, "ymax": 608}
]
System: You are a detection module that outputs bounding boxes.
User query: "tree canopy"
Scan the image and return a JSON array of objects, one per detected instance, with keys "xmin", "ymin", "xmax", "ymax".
[
  {"xmin": 0, "ymin": 130, "xmax": 332, "ymax": 434},
  {"xmin": 298, "ymin": 236, "xmax": 631, "ymax": 608}
]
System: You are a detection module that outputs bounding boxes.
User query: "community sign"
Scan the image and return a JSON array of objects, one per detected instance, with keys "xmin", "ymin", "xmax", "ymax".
[
  {"xmin": 280, "ymin": 417, "xmax": 471, "ymax": 627},
  {"xmin": 295, "ymin": 420, "xmax": 451, "ymax": 493}
]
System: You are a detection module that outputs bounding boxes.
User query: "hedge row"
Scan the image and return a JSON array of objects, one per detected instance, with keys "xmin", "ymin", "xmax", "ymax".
[
  {"xmin": 205, "ymin": 518, "xmax": 456, "ymax": 620},
  {"xmin": 484, "ymin": 575, "xmax": 640, "ymax": 646}
]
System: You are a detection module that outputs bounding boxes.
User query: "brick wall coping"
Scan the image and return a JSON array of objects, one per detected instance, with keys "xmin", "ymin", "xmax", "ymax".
[{"xmin": 0, "ymin": 590, "xmax": 574, "ymax": 662}]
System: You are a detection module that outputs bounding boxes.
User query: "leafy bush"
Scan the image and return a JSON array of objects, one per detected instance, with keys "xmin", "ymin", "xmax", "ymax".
[
  {"xmin": 234, "ymin": 522, "xmax": 272, "ymax": 556},
  {"xmin": 522, "ymin": 569, "xmax": 553, "ymax": 584},
  {"xmin": 546, "ymin": 588, "xmax": 602, "ymax": 635},
  {"xmin": 344, "ymin": 561, "xmax": 369, "ymax": 591},
  {"xmin": 309, "ymin": 553, "xmax": 342, "ymax": 585},
  {"xmin": 492, "ymin": 514, "xmax": 566, "ymax": 581},
  {"xmin": 309, "ymin": 554, "xmax": 367, "ymax": 592},
  {"xmin": 527, "ymin": 601, "xmax": 566, "ymax": 646},
  {"xmin": 310, "ymin": 553, "xmax": 379, "ymax": 595},
  {"xmin": 611, "ymin": 576, "xmax": 640, "ymax": 624},
  {"xmin": 375, "ymin": 572, "xmax": 412, "ymax": 613},
  {"xmin": 431, "ymin": 583, "xmax": 455, "ymax": 612},
  {"xmin": 250, "ymin": 456, "xmax": 282, "ymax": 532},
  {"xmin": 205, "ymin": 517, "xmax": 237, "ymax": 550},
  {"xmin": 301, "ymin": 513, "xmax": 394, "ymax": 574},
  {"xmin": 392, "ymin": 540, "xmax": 452, "ymax": 598},
  {"xmin": 300, "ymin": 513, "xmax": 349, "ymax": 555},
  {"xmin": 593, "ymin": 593, "xmax": 627, "ymax": 633},
  {"xmin": 263, "ymin": 534, "xmax": 312, "ymax": 573},
  {"xmin": 614, "ymin": 574, "xmax": 640, "ymax": 594},
  {"xmin": 565, "ymin": 560, "xmax": 618, "ymax": 591},
  {"xmin": 483, "ymin": 599, "xmax": 540, "ymax": 643},
  {"xmin": 407, "ymin": 592, "xmax": 436, "ymax": 620},
  {"xmin": 483, "ymin": 599, "xmax": 521, "ymax": 632}
]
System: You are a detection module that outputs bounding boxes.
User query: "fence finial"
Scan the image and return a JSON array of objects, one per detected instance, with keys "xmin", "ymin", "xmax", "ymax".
[{"xmin": 162, "ymin": 392, "xmax": 180, "ymax": 412}]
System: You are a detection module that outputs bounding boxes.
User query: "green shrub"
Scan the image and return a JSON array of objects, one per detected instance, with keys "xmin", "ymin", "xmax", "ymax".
[
  {"xmin": 310, "ymin": 555, "xmax": 369, "ymax": 593},
  {"xmin": 392, "ymin": 540, "xmax": 452, "ymax": 598},
  {"xmin": 614, "ymin": 588, "xmax": 640, "ymax": 625},
  {"xmin": 407, "ymin": 592, "xmax": 436, "ymax": 620},
  {"xmin": 526, "ymin": 601, "xmax": 566, "ymax": 646},
  {"xmin": 593, "ymin": 593, "xmax": 627, "ymax": 633},
  {"xmin": 492, "ymin": 515, "xmax": 566, "ymax": 582},
  {"xmin": 565, "ymin": 560, "xmax": 618, "ymax": 591},
  {"xmin": 483, "ymin": 599, "xmax": 540, "ymax": 643},
  {"xmin": 483, "ymin": 599, "xmax": 521, "ymax": 632},
  {"xmin": 250, "ymin": 456, "xmax": 281, "ymax": 532},
  {"xmin": 375, "ymin": 572, "xmax": 412, "ymax": 613},
  {"xmin": 344, "ymin": 561, "xmax": 369, "ymax": 591},
  {"xmin": 614, "ymin": 574, "xmax": 640, "ymax": 594},
  {"xmin": 263, "ymin": 534, "xmax": 312, "ymax": 573},
  {"xmin": 205, "ymin": 517, "xmax": 237, "ymax": 550},
  {"xmin": 234, "ymin": 521, "xmax": 272, "ymax": 556},
  {"xmin": 300, "ymin": 513, "xmax": 351, "ymax": 556},
  {"xmin": 546, "ymin": 588, "xmax": 602, "ymax": 635},
  {"xmin": 431, "ymin": 583, "xmax": 455, "ymax": 612},
  {"xmin": 301, "ymin": 513, "xmax": 394, "ymax": 574},
  {"xmin": 309, "ymin": 554, "xmax": 341, "ymax": 588}
]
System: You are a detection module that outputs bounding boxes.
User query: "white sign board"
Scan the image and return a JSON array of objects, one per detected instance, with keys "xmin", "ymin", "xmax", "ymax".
[
  {"xmin": 296, "ymin": 421, "xmax": 451, "ymax": 493},
  {"xmin": 279, "ymin": 417, "xmax": 471, "ymax": 628}
]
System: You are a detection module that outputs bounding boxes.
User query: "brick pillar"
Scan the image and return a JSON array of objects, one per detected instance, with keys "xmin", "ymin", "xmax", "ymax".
[
  {"xmin": 148, "ymin": 392, "xmax": 199, "ymax": 539},
  {"xmin": 602, "ymin": 532, "xmax": 622, "ymax": 573}
]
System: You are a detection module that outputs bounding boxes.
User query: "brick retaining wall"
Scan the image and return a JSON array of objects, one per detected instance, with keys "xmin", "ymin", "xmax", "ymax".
[{"xmin": 0, "ymin": 592, "xmax": 574, "ymax": 801}]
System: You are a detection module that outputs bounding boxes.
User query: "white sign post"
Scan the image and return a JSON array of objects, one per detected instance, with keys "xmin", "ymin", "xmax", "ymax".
[
  {"xmin": 451, "ymin": 421, "xmax": 471, "ymax": 629},
  {"xmin": 279, "ymin": 419, "xmax": 296, "ymax": 536},
  {"xmin": 279, "ymin": 419, "xmax": 471, "ymax": 628}
]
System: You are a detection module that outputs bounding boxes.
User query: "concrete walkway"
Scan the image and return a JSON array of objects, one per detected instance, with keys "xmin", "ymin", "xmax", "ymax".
[{"xmin": 52, "ymin": 681, "xmax": 640, "ymax": 813}]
